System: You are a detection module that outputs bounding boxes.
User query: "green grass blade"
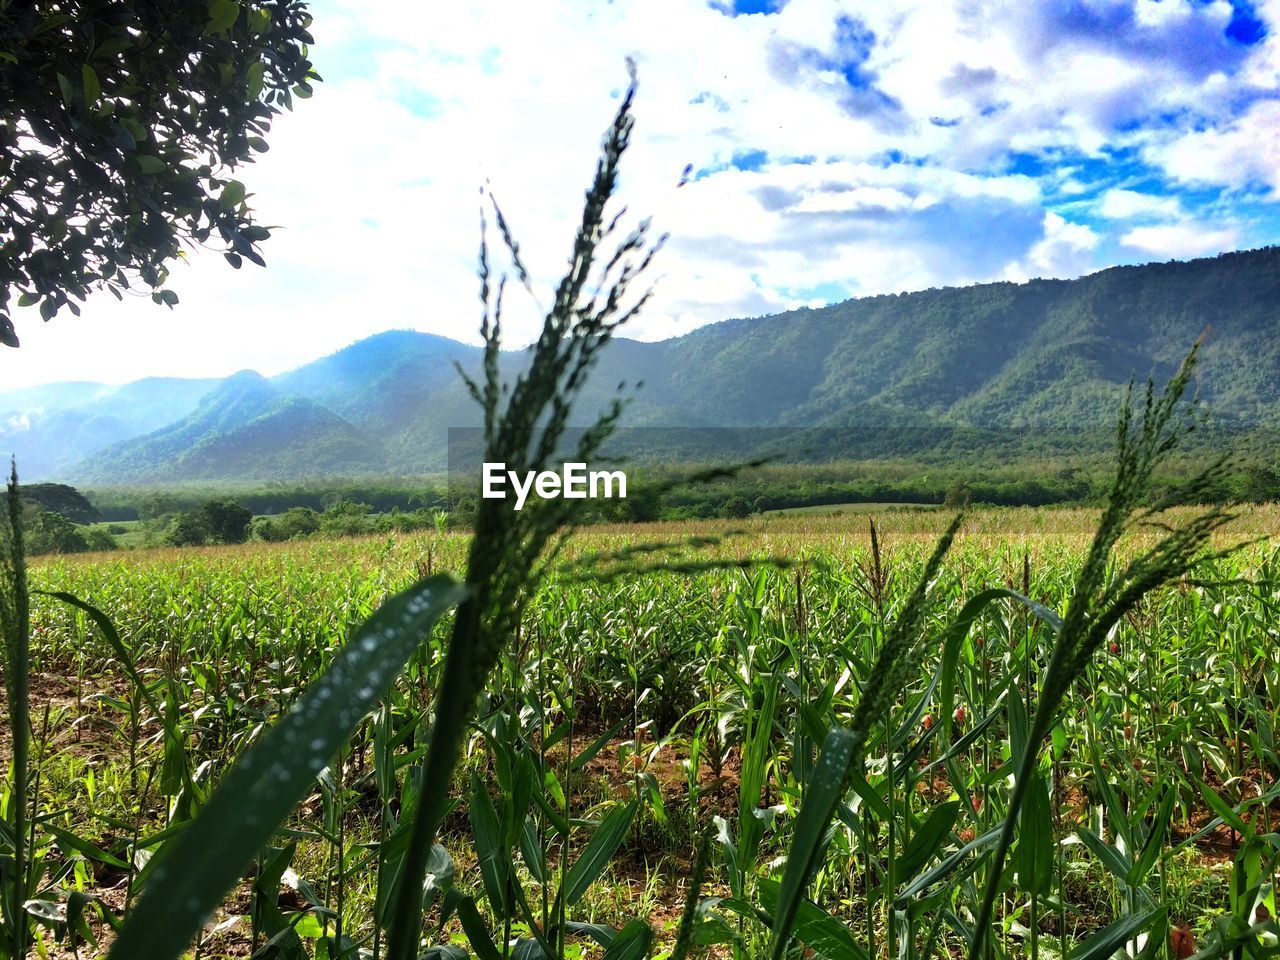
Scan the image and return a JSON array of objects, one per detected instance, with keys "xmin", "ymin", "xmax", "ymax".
[
  {"xmin": 1128, "ymin": 787, "xmax": 1176, "ymax": 888},
  {"xmin": 106, "ymin": 574, "xmax": 468, "ymax": 960},
  {"xmin": 940, "ymin": 587, "xmax": 1061, "ymax": 746},
  {"xmin": 469, "ymin": 771, "xmax": 509, "ymax": 919},
  {"xmin": 770, "ymin": 727, "xmax": 857, "ymax": 959},
  {"xmin": 1016, "ymin": 771, "xmax": 1053, "ymax": 896},
  {"xmin": 571, "ymin": 716, "xmax": 630, "ymax": 772},
  {"xmin": 563, "ymin": 799, "xmax": 638, "ymax": 908},
  {"xmin": 760, "ymin": 879, "xmax": 869, "ymax": 960},
  {"xmin": 1067, "ymin": 906, "xmax": 1162, "ymax": 960},
  {"xmin": 897, "ymin": 826, "xmax": 1001, "ymax": 903},
  {"xmin": 600, "ymin": 919, "xmax": 654, "ymax": 960},
  {"xmin": 895, "ymin": 800, "xmax": 962, "ymax": 884},
  {"xmin": 1076, "ymin": 827, "xmax": 1131, "ymax": 884},
  {"xmin": 38, "ymin": 591, "xmax": 161, "ymax": 719},
  {"xmin": 452, "ymin": 892, "xmax": 502, "ymax": 960}
]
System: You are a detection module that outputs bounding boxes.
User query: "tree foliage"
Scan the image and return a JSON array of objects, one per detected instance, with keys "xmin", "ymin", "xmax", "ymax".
[
  {"xmin": 200, "ymin": 498, "xmax": 252, "ymax": 543},
  {"xmin": 0, "ymin": 0, "xmax": 317, "ymax": 347},
  {"xmin": 166, "ymin": 511, "xmax": 210, "ymax": 547},
  {"xmin": 21, "ymin": 506, "xmax": 114, "ymax": 554},
  {"xmin": 18, "ymin": 482, "xmax": 99, "ymax": 523}
]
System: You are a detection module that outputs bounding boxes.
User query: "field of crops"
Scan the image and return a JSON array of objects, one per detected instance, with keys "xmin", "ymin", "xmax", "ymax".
[{"xmin": 4, "ymin": 505, "xmax": 1277, "ymax": 959}]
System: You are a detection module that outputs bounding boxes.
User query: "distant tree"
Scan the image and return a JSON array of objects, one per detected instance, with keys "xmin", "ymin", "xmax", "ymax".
[
  {"xmin": 0, "ymin": 0, "xmax": 317, "ymax": 347},
  {"xmin": 597, "ymin": 484, "xmax": 660, "ymax": 523},
  {"xmin": 943, "ymin": 482, "xmax": 972, "ymax": 509},
  {"xmin": 445, "ymin": 494, "xmax": 477, "ymax": 531},
  {"xmin": 167, "ymin": 511, "xmax": 210, "ymax": 547},
  {"xmin": 83, "ymin": 528, "xmax": 117, "ymax": 551},
  {"xmin": 274, "ymin": 505, "xmax": 319, "ymax": 539},
  {"xmin": 252, "ymin": 504, "xmax": 317, "ymax": 542},
  {"xmin": 23, "ymin": 509, "xmax": 89, "ymax": 554},
  {"xmin": 319, "ymin": 499, "xmax": 371, "ymax": 537},
  {"xmin": 137, "ymin": 493, "xmax": 182, "ymax": 521},
  {"xmin": 20, "ymin": 483, "xmax": 100, "ymax": 523},
  {"xmin": 251, "ymin": 516, "xmax": 279, "ymax": 541},
  {"xmin": 201, "ymin": 499, "xmax": 252, "ymax": 543},
  {"xmin": 1239, "ymin": 462, "xmax": 1280, "ymax": 503},
  {"xmin": 719, "ymin": 494, "xmax": 752, "ymax": 519}
]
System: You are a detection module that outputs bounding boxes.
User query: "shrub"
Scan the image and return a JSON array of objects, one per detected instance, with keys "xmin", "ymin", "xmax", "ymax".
[
  {"xmin": 200, "ymin": 500, "xmax": 253, "ymax": 544},
  {"xmin": 319, "ymin": 499, "xmax": 372, "ymax": 537},
  {"xmin": 167, "ymin": 512, "xmax": 211, "ymax": 547},
  {"xmin": 24, "ymin": 510, "xmax": 89, "ymax": 555}
]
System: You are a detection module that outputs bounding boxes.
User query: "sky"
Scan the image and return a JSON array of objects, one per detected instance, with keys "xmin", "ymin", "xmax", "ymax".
[{"xmin": 4, "ymin": 0, "xmax": 1280, "ymax": 390}]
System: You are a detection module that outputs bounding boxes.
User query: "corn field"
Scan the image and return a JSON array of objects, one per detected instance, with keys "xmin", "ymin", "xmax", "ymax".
[{"xmin": 0, "ymin": 507, "xmax": 1275, "ymax": 959}]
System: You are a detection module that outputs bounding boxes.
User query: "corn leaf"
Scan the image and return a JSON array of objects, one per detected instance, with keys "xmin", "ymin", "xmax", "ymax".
[{"xmin": 106, "ymin": 574, "xmax": 468, "ymax": 960}]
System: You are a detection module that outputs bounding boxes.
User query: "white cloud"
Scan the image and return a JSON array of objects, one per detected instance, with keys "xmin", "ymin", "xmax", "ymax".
[
  {"xmin": 1120, "ymin": 222, "xmax": 1241, "ymax": 257},
  {"xmin": 1149, "ymin": 99, "xmax": 1280, "ymax": 193},
  {"xmin": 1099, "ymin": 188, "xmax": 1182, "ymax": 219},
  {"xmin": 1005, "ymin": 211, "xmax": 1100, "ymax": 280},
  {"xmin": 0, "ymin": 0, "xmax": 1276, "ymax": 389}
]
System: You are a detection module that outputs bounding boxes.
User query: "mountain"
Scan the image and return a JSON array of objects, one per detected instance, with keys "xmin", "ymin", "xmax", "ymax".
[
  {"xmin": 645, "ymin": 249, "xmax": 1280, "ymax": 431},
  {"xmin": 8, "ymin": 246, "xmax": 1280, "ymax": 483},
  {"xmin": 0, "ymin": 377, "xmax": 222, "ymax": 477},
  {"xmin": 74, "ymin": 371, "xmax": 386, "ymax": 483},
  {"xmin": 0, "ymin": 381, "xmax": 107, "ymax": 414},
  {"xmin": 272, "ymin": 330, "xmax": 487, "ymax": 469}
]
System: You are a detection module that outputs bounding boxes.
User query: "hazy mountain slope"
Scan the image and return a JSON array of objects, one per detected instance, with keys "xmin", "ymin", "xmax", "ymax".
[
  {"xmin": 42, "ymin": 245, "xmax": 1280, "ymax": 482},
  {"xmin": 0, "ymin": 381, "xmax": 107, "ymax": 414},
  {"xmin": 76, "ymin": 372, "xmax": 385, "ymax": 483},
  {"xmin": 273, "ymin": 330, "xmax": 482, "ymax": 425},
  {"xmin": 2, "ymin": 377, "xmax": 222, "ymax": 477}
]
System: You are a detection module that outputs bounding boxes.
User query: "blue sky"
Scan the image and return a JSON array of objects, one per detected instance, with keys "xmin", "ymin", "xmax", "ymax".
[{"xmin": 4, "ymin": 0, "xmax": 1280, "ymax": 390}]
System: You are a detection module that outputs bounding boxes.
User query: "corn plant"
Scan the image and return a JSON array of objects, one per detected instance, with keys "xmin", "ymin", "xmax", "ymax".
[
  {"xmin": 0, "ymin": 464, "xmax": 33, "ymax": 959},
  {"xmin": 92, "ymin": 64, "xmax": 662, "ymax": 960}
]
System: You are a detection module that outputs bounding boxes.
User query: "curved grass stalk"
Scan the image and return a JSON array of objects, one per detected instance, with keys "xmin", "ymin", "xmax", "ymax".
[
  {"xmin": 967, "ymin": 346, "xmax": 1237, "ymax": 960},
  {"xmin": 384, "ymin": 63, "xmax": 665, "ymax": 960}
]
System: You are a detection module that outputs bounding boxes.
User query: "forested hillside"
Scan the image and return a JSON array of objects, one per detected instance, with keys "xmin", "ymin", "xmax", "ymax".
[{"xmin": 3, "ymin": 247, "xmax": 1277, "ymax": 482}]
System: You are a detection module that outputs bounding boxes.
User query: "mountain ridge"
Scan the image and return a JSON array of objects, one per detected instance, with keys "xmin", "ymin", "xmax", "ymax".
[{"xmin": 5, "ymin": 246, "xmax": 1278, "ymax": 483}]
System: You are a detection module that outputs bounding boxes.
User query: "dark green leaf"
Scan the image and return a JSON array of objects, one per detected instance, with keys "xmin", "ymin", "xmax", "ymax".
[
  {"xmin": 1068, "ymin": 907, "xmax": 1162, "ymax": 960},
  {"xmin": 106, "ymin": 575, "xmax": 468, "ymax": 960},
  {"xmin": 1129, "ymin": 788, "xmax": 1176, "ymax": 888},
  {"xmin": 81, "ymin": 65, "xmax": 100, "ymax": 104},
  {"xmin": 571, "ymin": 716, "xmax": 629, "ymax": 772},
  {"xmin": 452, "ymin": 893, "xmax": 501, "ymax": 960},
  {"xmin": 206, "ymin": 0, "xmax": 240, "ymax": 34},
  {"xmin": 563, "ymin": 800, "xmax": 637, "ymax": 908},
  {"xmin": 601, "ymin": 919, "xmax": 653, "ymax": 960},
  {"xmin": 1077, "ymin": 827, "xmax": 1131, "ymax": 883},
  {"xmin": 48, "ymin": 825, "xmax": 130, "ymax": 871},
  {"xmin": 220, "ymin": 180, "xmax": 246, "ymax": 209},
  {"xmin": 1016, "ymin": 770, "xmax": 1054, "ymax": 896},
  {"xmin": 896, "ymin": 801, "xmax": 962, "ymax": 883},
  {"xmin": 771, "ymin": 727, "xmax": 856, "ymax": 959},
  {"xmin": 469, "ymin": 772, "xmax": 508, "ymax": 919}
]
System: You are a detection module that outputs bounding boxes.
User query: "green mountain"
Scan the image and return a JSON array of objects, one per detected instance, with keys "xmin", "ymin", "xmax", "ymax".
[
  {"xmin": 9, "ymin": 245, "xmax": 1279, "ymax": 483},
  {"xmin": 0, "ymin": 377, "xmax": 222, "ymax": 477},
  {"xmin": 642, "ymin": 248, "xmax": 1280, "ymax": 431},
  {"xmin": 75, "ymin": 371, "xmax": 386, "ymax": 483}
]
